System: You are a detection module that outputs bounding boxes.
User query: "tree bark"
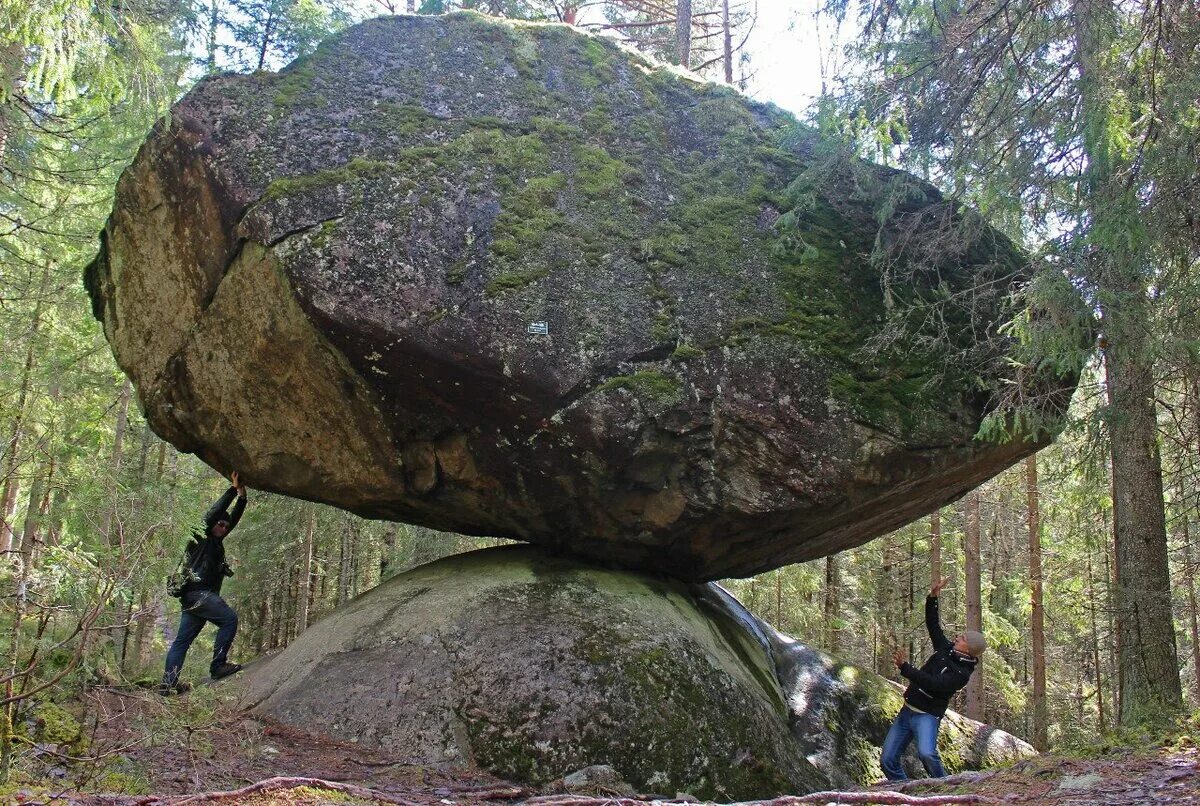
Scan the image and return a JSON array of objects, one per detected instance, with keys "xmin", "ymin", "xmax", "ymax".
[
  {"xmin": 824, "ymin": 555, "xmax": 838, "ymax": 651},
  {"xmin": 675, "ymin": 0, "xmax": 692, "ymax": 67},
  {"xmin": 877, "ymin": 536, "xmax": 895, "ymax": 676},
  {"xmin": 1086, "ymin": 550, "xmax": 1106, "ymax": 732},
  {"xmin": 297, "ymin": 505, "xmax": 316, "ymax": 633},
  {"xmin": 0, "ymin": 263, "xmax": 51, "ymax": 553},
  {"xmin": 929, "ymin": 510, "xmax": 941, "ymax": 591},
  {"xmin": 963, "ymin": 490, "xmax": 984, "ymax": 720},
  {"xmin": 721, "ymin": 0, "xmax": 733, "ymax": 83},
  {"xmin": 1026, "ymin": 455, "xmax": 1048, "ymax": 750},
  {"xmin": 101, "ymin": 379, "xmax": 133, "ymax": 545}
]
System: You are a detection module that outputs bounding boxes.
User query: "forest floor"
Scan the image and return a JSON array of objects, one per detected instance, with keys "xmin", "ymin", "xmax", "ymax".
[{"xmin": 7, "ymin": 681, "xmax": 1200, "ymax": 805}]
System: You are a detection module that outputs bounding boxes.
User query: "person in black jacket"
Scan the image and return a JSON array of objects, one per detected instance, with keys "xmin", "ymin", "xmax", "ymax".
[
  {"xmin": 881, "ymin": 575, "xmax": 987, "ymax": 780},
  {"xmin": 160, "ymin": 472, "xmax": 248, "ymax": 694}
]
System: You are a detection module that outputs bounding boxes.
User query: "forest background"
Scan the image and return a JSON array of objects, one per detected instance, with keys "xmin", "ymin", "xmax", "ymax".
[{"xmin": 1, "ymin": 0, "xmax": 1198, "ymax": 786}]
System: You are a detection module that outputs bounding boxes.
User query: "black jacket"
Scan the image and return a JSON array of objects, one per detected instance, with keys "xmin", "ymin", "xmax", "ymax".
[
  {"xmin": 899, "ymin": 596, "xmax": 978, "ymax": 717},
  {"xmin": 180, "ymin": 487, "xmax": 245, "ymax": 596}
]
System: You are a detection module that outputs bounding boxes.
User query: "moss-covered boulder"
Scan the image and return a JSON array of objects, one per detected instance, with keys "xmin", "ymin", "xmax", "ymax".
[
  {"xmin": 86, "ymin": 12, "xmax": 1076, "ymax": 580},
  {"xmin": 240, "ymin": 545, "xmax": 828, "ymax": 799}
]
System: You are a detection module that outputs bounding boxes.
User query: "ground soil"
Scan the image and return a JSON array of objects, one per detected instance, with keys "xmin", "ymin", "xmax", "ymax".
[{"xmin": 9, "ymin": 679, "xmax": 1200, "ymax": 805}]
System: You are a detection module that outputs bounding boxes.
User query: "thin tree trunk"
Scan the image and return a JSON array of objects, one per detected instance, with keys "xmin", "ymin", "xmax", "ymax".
[
  {"xmin": 0, "ymin": 263, "xmax": 51, "ymax": 553},
  {"xmin": 721, "ymin": 0, "xmax": 733, "ymax": 83},
  {"xmin": 1087, "ymin": 550, "xmax": 1106, "ymax": 732},
  {"xmin": 255, "ymin": 597, "xmax": 269, "ymax": 655},
  {"xmin": 824, "ymin": 555, "xmax": 838, "ymax": 652},
  {"xmin": 963, "ymin": 490, "xmax": 984, "ymax": 720},
  {"xmin": 1026, "ymin": 455, "xmax": 1048, "ymax": 750},
  {"xmin": 1102, "ymin": 502, "xmax": 1121, "ymax": 720},
  {"xmin": 102, "ymin": 379, "xmax": 133, "ymax": 545},
  {"xmin": 206, "ymin": 0, "xmax": 221, "ymax": 72},
  {"xmin": 929, "ymin": 510, "xmax": 941, "ymax": 590},
  {"xmin": 774, "ymin": 569, "xmax": 782, "ymax": 626},
  {"xmin": 907, "ymin": 527, "xmax": 916, "ymax": 661},
  {"xmin": 297, "ymin": 506, "xmax": 316, "ymax": 633},
  {"xmin": 675, "ymin": 0, "xmax": 692, "ymax": 67},
  {"xmin": 1184, "ymin": 517, "xmax": 1200, "ymax": 706},
  {"xmin": 130, "ymin": 589, "xmax": 152, "ymax": 674},
  {"xmin": 877, "ymin": 537, "xmax": 894, "ymax": 676}
]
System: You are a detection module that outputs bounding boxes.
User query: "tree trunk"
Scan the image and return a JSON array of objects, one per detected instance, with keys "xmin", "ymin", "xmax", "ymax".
[
  {"xmin": 721, "ymin": 0, "xmax": 733, "ymax": 83},
  {"xmin": 1076, "ymin": 0, "xmax": 1181, "ymax": 724},
  {"xmin": 206, "ymin": 0, "xmax": 221, "ymax": 73},
  {"xmin": 1184, "ymin": 517, "xmax": 1200, "ymax": 706},
  {"xmin": 1086, "ymin": 550, "xmax": 1106, "ymax": 732},
  {"xmin": 1026, "ymin": 455, "xmax": 1048, "ymax": 750},
  {"xmin": 929, "ymin": 510, "xmax": 941, "ymax": 590},
  {"xmin": 963, "ymin": 490, "xmax": 984, "ymax": 720},
  {"xmin": 297, "ymin": 506, "xmax": 316, "ymax": 633},
  {"xmin": 0, "ymin": 262, "xmax": 51, "ymax": 553},
  {"xmin": 824, "ymin": 555, "xmax": 838, "ymax": 652},
  {"xmin": 877, "ymin": 536, "xmax": 895, "ymax": 676},
  {"xmin": 675, "ymin": 0, "xmax": 692, "ymax": 67},
  {"xmin": 101, "ymin": 379, "xmax": 133, "ymax": 545}
]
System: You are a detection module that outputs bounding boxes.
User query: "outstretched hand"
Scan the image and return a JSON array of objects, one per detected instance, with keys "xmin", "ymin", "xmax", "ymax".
[
  {"xmin": 930, "ymin": 575, "xmax": 951, "ymax": 597},
  {"xmin": 892, "ymin": 648, "xmax": 907, "ymax": 668},
  {"xmin": 231, "ymin": 471, "xmax": 246, "ymax": 497}
]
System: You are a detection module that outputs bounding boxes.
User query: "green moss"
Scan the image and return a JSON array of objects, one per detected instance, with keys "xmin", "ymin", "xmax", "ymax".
[
  {"xmin": 573, "ymin": 144, "xmax": 634, "ymax": 199},
  {"xmin": 486, "ymin": 267, "xmax": 550, "ymax": 296},
  {"xmin": 598, "ymin": 370, "xmax": 682, "ymax": 404},
  {"xmin": 30, "ymin": 700, "xmax": 85, "ymax": 752},
  {"xmin": 652, "ymin": 309, "xmax": 675, "ymax": 343},
  {"xmin": 95, "ymin": 771, "xmax": 152, "ymax": 795},
  {"xmin": 272, "ymin": 55, "xmax": 322, "ymax": 111},
  {"xmin": 362, "ymin": 101, "xmax": 433, "ymax": 138},
  {"xmin": 487, "ymin": 172, "xmax": 565, "ymax": 275},
  {"xmin": 262, "ymin": 157, "xmax": 395, "ymax": 201},
  {"xmin": 446, "ymin": 256, "xmax": 469, "ymax": 285},
  {"xmin": 671, "ymin": 343, "xmax": 704, "ymax": 360}
]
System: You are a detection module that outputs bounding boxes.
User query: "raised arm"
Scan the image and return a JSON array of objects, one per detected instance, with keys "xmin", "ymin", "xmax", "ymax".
[
  {"xmin": 204, "ymin": 486, "xmax": 238, "ymax": 526},
  {"xmin": 926, "ymin": 576, "xmax": 951, "ymax": 651},
  {"xmin": 226, "ymin": 471, "xmax": 247, "ymax": 531}
]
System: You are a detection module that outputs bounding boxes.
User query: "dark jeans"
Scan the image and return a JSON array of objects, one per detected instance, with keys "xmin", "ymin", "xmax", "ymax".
[
  {"xmin": 880, "ymin": 705, "xmax": 946, "ymax": 780},
  {"xmin": 163, "ymin": 590, "xmax": 238, "ymax": 685}
]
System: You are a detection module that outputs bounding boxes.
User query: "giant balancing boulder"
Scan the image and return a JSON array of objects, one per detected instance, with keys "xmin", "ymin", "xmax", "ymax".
[{"xmin": 85, "ymin": 12, "xmax": 1075, "ymax": 579}]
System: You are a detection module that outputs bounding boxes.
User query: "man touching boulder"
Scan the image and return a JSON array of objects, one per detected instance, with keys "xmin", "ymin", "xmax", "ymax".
[
  {"xmin": 160, "ymin": 472, "xmax": 248, "ymax": 694},
  {"xmin": 881, "ymin": 575, "xmax": 987, "ymax": 780}
]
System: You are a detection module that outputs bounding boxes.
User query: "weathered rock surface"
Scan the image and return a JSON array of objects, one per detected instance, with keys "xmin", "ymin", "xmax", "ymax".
[
  {"xmin": 241, "ymin": 546, "xmax": 829, "ymax": 800},
  {"xmin": 86, "ymin": 12, "xmax": 1075, "ymax": 579},
  {"xmin": 240, "ymin": 546, "xmax": 1034, "ymax": 796}
]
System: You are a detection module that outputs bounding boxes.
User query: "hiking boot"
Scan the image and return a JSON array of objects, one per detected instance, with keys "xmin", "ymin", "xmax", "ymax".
[
  {"xmin": 157, "ymin": 680, "xmax": 193, "ymax": 696},
  {"xmin": 210, "ymin": 662, "xmax": 242, "ymax": 680}
]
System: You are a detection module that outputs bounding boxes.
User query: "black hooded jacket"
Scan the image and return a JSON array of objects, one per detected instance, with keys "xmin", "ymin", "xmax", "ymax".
[
  {"xmin": 180, "ymin": 486, "xmax": 245, "ymax": 596},
  {"xmin": 898, "ymin": 596, "xmax": 979, "ymax": 717}
]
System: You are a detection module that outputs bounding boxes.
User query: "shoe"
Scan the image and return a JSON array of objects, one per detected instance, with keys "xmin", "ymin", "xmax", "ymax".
[{"xmin": 210, "ymin": 662, "xmax": 243, "ymax": 680}]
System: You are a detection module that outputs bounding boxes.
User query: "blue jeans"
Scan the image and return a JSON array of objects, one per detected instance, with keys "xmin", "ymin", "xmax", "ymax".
[
  {"xmin": 163, "ymin": 590, "xmax": 238, "ymax": 685},
  {"xmin": 881, "ymin": 706, "xmax": 946, "ymax": 780}
]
